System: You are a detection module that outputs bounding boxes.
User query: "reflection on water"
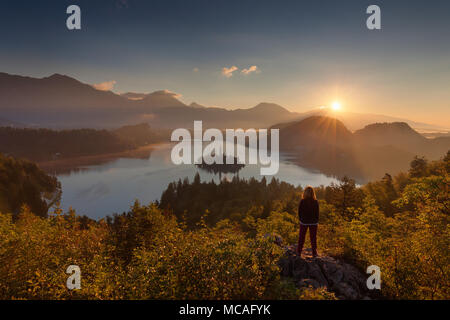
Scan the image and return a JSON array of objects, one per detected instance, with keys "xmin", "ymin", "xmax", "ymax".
[
  {"xmin": 58, "ymin": 143, "xmax": 339, "ymax": 219},
  {"xmin": 44, "ymin": 146, "xmax": 155, "ymax": 175},
  {"xmin": 196, "ymin": 154, "xmax": 246, "ymax": 177}
]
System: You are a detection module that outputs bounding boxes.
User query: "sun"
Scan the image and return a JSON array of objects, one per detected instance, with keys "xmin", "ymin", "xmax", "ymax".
[{"xmin": 331, "ymin": 101, "xmax": 341, "ymax": 111}]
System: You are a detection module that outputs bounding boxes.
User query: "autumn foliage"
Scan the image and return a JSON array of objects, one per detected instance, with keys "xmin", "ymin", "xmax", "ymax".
[{"xmin": 0, "ymin": 151, "xmax": 448, "ymax": 299}]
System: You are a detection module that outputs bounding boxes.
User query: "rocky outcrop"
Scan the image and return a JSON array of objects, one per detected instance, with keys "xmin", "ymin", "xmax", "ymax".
[{"xmin": 278, "ymin": 246, "xmax": 370, "ymax": 300}]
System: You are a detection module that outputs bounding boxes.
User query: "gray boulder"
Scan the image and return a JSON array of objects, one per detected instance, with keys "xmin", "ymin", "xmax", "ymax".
[{"xmin": 278, "ymin": 245, "xmax": 369, "ymax": 300}]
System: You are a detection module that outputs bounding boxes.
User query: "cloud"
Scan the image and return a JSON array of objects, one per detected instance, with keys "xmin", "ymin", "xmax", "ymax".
[
  {"xmin": 92, "ymin": 80, "xmax": 117, "ymax": 91},
  {"xmin": 222, "ymin": 66, "xmax": 238, "ymax": 78},
  {"xmin": 241, "ymin": 65, "xmax": 260, "ymax": 75},
  {"xmin": 221, "ymin": 65, "xmax": 260, "ymax": 77}
]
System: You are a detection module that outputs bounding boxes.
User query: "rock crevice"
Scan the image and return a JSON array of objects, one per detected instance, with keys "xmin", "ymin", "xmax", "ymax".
[{"xmin": 279, "ymin": 246, "xmax": 370, "ymax": 300}]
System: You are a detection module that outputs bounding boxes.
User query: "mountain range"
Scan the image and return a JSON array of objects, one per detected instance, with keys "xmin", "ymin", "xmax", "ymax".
[
  {"xmin": 0, "ymin": 72, "xmax": 448, "ymax": 133},
  {"xmin": 274, "ymin": 116, "xmax": 450, "ymax": 181},
  {"xmin": 0, "ymin": 71, "xmax": 448, "ymax": 181},
  {"xmin": 0, "ymin": 72, "xmax": 294, "ymax": 129}
]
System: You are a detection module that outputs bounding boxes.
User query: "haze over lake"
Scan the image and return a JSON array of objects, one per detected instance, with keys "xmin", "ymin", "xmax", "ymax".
[{"xmin": 57, "ymin": 143, "xmax": 338, "ymax": 219}]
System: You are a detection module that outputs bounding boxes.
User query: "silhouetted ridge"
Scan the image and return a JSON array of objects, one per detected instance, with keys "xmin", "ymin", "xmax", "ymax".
[
  {"xmin": 189, "ymin": 102, "xmax": 207, "ymax": 109},
  {"xmin": 121, "ymin": 92, "xmax": 147, "ymax": 100},
  {"xmin": 46, "ymin": 73, "xmax": 74, "ymax": 81},
  {"xmin": 275, "ymin": 116, "xmax": 450, "ymax": 182},
  {"xmin": 139, "ymin": 90, "xmax": 186, "ymax": 108},
  {"xmin": 250, "ymin": 102, "xmax": 291, "ymax": 114},
  {"xmin": 0, "ymin": 72, "xmax": 446, "ymax": 133},
  {"xmin": 278, "ymin": 116, "xmax": 353, "ymax": 150},
  {"xmin": 354, "ymin": 122, "xmax": 426, "ymax": 147}
]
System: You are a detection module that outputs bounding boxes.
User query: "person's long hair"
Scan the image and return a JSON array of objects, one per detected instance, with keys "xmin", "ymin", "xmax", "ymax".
[{"xmin": 302, "ymin": 186, "xmax": 317, "ymax": 200}]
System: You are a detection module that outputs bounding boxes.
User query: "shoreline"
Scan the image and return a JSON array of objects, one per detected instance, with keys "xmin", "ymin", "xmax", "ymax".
[{"xmin": 38, "ymin": 143, "xmax": 166, "ymax": 175}]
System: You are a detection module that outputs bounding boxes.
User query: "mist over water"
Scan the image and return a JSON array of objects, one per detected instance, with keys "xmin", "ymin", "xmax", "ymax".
[{"xmin": 57, "ymin": 143, "xmax": 339, "ymax": 219}]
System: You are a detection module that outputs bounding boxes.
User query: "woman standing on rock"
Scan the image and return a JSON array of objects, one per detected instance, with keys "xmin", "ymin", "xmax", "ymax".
[{"xmin": 297, "ymin": 186, "xmax": 319, "ymax": 257}]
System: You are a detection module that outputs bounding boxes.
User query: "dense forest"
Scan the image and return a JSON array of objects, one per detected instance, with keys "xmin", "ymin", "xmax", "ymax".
[
  {"xmin": 0, "ymin": 151, "xmax": 448, "ymax": 299},
  {"xmin": 0, "ymin": 153, "xmax": 61, "ymax": 217},
  {"xmin": 0, "ymin": 123, "xmax": 165, "ymax": 162}
]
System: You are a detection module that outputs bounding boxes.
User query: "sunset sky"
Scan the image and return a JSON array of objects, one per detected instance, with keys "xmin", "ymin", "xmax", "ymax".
[{"xmin": 1, "ymin": 0, "xmax": 449, "ymax": 127}]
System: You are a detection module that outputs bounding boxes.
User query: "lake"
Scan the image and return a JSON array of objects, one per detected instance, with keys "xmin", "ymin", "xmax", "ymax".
[{"xmin": 57, "ymin": 143, "xmax": 339, "ymax": 219}]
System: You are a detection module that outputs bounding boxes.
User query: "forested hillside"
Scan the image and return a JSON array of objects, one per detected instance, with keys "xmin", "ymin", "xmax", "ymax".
[
  {"xmin": 0, "ymin": 154, "xmax": 61, "ymax": 217},
  {"xmin": 274, "ymin": 116, "xmax": 450, "ymax": 181},
  {"xmin": 0, "ymin": 151, "xmax": 448, "ymax": 299},
  {"xmin": 0, "ymin": 124, "xmax": 164, "ymax": 162}
]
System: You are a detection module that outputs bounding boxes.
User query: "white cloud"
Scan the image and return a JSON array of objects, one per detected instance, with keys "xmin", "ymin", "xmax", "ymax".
[
  {"xmin": 241, "ymin": 65, "xmax": 260, "ymax": 75},
  {"xmin": 222, "ymin": 66, "xmax": 238, "ymax": 78},
  {"xmin": 92, "ymin": 80, "xmax": 117, "ymax": 91}
]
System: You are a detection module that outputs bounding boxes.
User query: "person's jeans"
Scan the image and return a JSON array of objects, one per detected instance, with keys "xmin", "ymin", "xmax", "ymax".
[{"xmin": 297, "ymin": 224, "xmax": 318, "ymax": 256}]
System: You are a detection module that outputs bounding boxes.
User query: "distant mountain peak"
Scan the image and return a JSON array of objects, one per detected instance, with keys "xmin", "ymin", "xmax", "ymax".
[
  {"xmin": 146, "ymin": 90, "xmax": 181, "ymax": 98},
  {"xmin": 254, "ymin": 102, "xmax": 285, "ymax": 109},
  {"xmin": 45, "ymin": 73, "xmax": 76, "ymax": 81},
  {"xmin": 304, "ymin": 115, "xmax": 352, "ymax": 132},
  {"xmin": 356, "ymin": 121, "xmax": 423, "ymax": 137},
  {"xmin": 353, "ymin": 121, "xmax": 426, "ymax": 149},
  {"xmin": 139, "ymin": 90, "xmax": 186, "ymax": 108},
  {"xmin": 47, "ymin": 73, "xmax": 66, "ymax": 78},
  {"xmin": 277, "ymin": 115, "xmax": 354, "ymax": 149},
  {"xmin": 189, "ymin": 102, "xmax": 206, "ymax": 109},
  {"xmin": 249, "ymin": 102, "xmax": 291, "ymax": 114},
  {"xmin": 121, "ymin": 92, "xmax": 147, "ymax": 100},
  {"xmin": 361, "ymin": 121, "xmax": 414, "ymax": 131},
  {"xmin": 42, "ymin": 73, "xmax": 87, "ymax": 88},
  {"xmin": 122, "ymin": 90, "xmax": 184, "ymax": 104}
]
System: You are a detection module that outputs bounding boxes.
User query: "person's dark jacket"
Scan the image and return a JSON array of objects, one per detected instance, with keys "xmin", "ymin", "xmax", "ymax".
[{"xmin": 298, "ymin": 198, "xmax": 319, "ymax": 225}]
